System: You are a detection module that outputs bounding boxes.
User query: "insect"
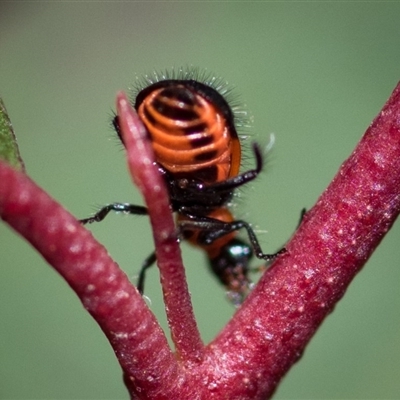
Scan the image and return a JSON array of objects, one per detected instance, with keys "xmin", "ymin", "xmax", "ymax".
[{"xmin": 80, "ymin": 69, "xmax": 285, "ymax": 304}]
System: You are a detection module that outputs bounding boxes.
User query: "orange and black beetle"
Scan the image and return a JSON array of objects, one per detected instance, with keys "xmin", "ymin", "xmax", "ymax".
[{"xmin": 81, "ymin": 70, "xmax": 284, "ymax": 303}]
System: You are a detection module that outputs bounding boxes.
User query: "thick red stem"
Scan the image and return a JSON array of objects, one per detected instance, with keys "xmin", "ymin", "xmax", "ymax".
[
  {"xmin": 0, "ymin": 162, "xmax": 186, "ymax": 399},
  {"xmin": 201, "ymin": 81, "xmax": 400, "ymax": 398}
]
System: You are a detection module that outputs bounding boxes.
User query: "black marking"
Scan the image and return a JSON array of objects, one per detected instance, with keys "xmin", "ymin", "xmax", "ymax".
[
  {"xmin": 182, "ymin": 123, "xmax": 208, "ymax": 135},
  {"xmin": 194, "ymin": 165, "xmax": 219, "ymax": 182},
  {"xmin": 181, "ymin": 229, "xmax": 195, "ymax": 240},
  {"xmin": 134, "ymin": 79, "xmax": 238, "ymax": 142},
  {"xmin": 161, "ymin": 86, "xmax": 197, "ymax": 106},
  {"xmin": 190, "ymin": 134, "xmax": 214, "ymax": 148},
  {"xmin": 152, "ymin": 98, "xmax": 198, "ymax": 121},
  {"xmin": 194, "ymin": 149, "xmax": 218, "ymax": 162},
  {"xmin": 143, "ymin": 106, "xmax": 157, "ymax": 126}
]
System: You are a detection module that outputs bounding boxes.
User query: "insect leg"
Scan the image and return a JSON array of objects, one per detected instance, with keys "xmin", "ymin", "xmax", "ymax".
[
  {"xmin": 179, "ymin": 216, "xmax": 285, "ymax": 261},
  {"xmin": 80, "ymin": 203, "xmax": 156, "ymax": 294},
  {"xmin": 200, "ymin": 143, "xmax": 263, "ymax": 194},
  {"xmin": 137, "ymin": 251, "xmax": 157, "ymax": 294},
  {"xmin": 80, "ymin": 203, "xmax": 148, "ymax": 224}
]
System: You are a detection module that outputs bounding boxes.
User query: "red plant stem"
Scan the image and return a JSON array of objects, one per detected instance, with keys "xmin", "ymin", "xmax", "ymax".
[
  {"xmin": 116, "ymin": 93, "xmax": 204, "ymax": 364},
  {"xmin": 0, "ymin": 161, "xmax": 187, "ymax": 399},
  {"xmin": 201, "ymin": 82, "xmax": 400, "ymax": 399},
  {"xmin": 1, "ymin": 81, "xmax": 399, "ymax": 399}
]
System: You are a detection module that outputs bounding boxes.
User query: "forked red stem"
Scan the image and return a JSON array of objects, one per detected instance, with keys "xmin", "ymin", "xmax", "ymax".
[{"xmin": 1, "ymin": 82, "xmax": 399, "ymax": 399}]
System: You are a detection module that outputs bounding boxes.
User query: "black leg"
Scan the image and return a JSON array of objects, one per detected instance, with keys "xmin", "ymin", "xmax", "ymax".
[
  {"xmin": 80, "ymin": 203, "xmax": 148, "ymax": 224},
  {"xmin": 207, "ymin": 143, "xmax": 263, "ymax": 192},
  {"xmin": 137, "ymin": 251, "xmax": 157, "ymax": 294},
  {"xmin": 298, "ymin": 208, "xmax": 307, "ymax": 227},
  {"xmin": 80, "ymin": 202, "xmax": 153, "ymax": 294},
  {"xmin": 178, "ymin": 216, "xmax": 286, "ymax": 261},
  {"xmin": 179, "ymin": 143, "xmax": 263, "ymax": 199}
]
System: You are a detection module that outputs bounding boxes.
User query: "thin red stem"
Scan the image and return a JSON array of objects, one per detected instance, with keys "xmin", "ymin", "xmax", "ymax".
[{"xmin": 116, "ymin": 93, "xmax": 204, "ymax": 363}]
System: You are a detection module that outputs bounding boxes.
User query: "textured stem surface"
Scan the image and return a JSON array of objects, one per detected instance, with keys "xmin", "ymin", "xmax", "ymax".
[
  {"xmin": 0, "ymin": 162, "xmax": 186, "ymax": 399},
  {"xmin": 202, "ymin": 82, "xmax": 400, "ymax": 399}
]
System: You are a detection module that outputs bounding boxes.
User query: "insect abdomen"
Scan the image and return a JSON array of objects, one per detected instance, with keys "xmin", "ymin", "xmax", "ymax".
[{"xmin": 137, "ymin": 83, "xmax": 240, "ymax": 183}]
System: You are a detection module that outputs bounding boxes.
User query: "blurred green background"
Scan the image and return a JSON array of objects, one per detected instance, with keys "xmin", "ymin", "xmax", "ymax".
[{"xmin": 1, "ymin": 3, "xmax": 399, "ymax": 399}]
